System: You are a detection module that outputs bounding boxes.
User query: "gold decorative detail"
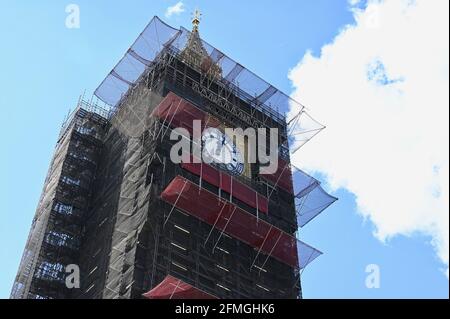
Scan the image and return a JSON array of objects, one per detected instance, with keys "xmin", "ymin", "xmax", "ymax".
[
  {"xmin": 180, "ymin": 10, "xmax": 222, "ymax": 78},
  {"xmin": 192, "ymin": 9, "xmax": 201, "ymax": 31}
]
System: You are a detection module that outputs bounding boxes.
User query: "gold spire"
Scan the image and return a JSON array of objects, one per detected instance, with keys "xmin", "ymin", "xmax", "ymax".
[
  {"xmin": 192, "ymin": 9, "xmax": 201, "ymax": 31},
  {"xmin": 180, "ymin": 9, "xmax": 222, "ymax": 78}
]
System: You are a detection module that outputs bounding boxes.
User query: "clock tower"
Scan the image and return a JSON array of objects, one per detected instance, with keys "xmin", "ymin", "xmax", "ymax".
[{"xmin": 11, "ymin": 14, "xmax": 337, "ymax": 299}]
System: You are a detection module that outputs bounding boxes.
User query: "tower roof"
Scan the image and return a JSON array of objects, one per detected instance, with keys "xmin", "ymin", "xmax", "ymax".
[
  {"xmin": 94, "ymin": 15, "xmax": 325, "ymax": 144},
  {"xmin": 180, "ymin": 10, "xmax": 222, "ymax": 77}
]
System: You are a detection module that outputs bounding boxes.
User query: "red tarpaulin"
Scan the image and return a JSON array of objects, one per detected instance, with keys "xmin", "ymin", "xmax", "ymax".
[
  {"xmin": 260, "ymin": 157, "xmax": 294, "ymax": 194},
  {"xmin": 182, "ymin": 161, "xmax": 268, "ymax": 214},
  {"xmin": 143, "ymin": 275, "xmax": 217, "ymax": 299},
  {"xmin": 151, "ymin": 92, "xmax": 220, "ymax": 134},
  {"xmin": 161, "ymin": 176, "xmax": 299, "ymax": 268}
]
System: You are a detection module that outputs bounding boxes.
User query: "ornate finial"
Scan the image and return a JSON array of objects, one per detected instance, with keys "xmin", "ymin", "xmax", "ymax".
[
  {"xmin": 192, "ymin": 9, "xmax": 201, "ymax": 31},
  {"xmin": 181, "ymin": 9, "xmax": 222, "ymax": 78}
]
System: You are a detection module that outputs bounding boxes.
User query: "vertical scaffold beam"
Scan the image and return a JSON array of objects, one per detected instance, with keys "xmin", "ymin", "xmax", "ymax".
[
  {"xmin": 212, "ymin": 207, "xmax": 237, "ymax": 253},
  {"xmin": 258, "ymin": 231, "xmax": 283, "ymax": 275},
  {"xmin": 204, "ymin": 201, "xmax": 228, "ymax": 247}
]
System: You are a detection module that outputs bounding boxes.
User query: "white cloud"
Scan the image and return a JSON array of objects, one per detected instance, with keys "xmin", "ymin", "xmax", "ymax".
[
  {"xmin": 289, "ymin": 0, "xmax": 449, "ymax": 277},
  {"xmin": 165, "ymin": 1, "xmax": 185, "ymax": 18},
  {"xmin": 348, "ymin": 0, "xmax": 361, "ymax": 6}
]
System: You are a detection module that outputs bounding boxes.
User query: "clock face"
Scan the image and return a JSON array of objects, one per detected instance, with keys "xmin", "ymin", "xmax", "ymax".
[{"xmin": 201, "ymin": 127, "xmax": 245, "ymax": 176}]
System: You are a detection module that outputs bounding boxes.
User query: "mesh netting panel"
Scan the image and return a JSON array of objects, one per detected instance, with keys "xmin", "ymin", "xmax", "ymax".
[
  {"xmin": 296, "ymin": 240, "xmax": 322, "ymax": 269},
  {"xmin": 291, "ymin": 166, "xmax": 319, "ymax": 198},
  {"xmin": 288, "ymin": 111, "xmax": 325, "ymax": 153},
  {"xmin": 296, "ymin": 184, "xmax": 337, "ymax": 228},
  {"xmin": 290, "ymin": 166, "xmax": 337, "ymax": 227},
  {"xmin": 94, "ymin": 17, "xmax": 179, "ymax": 106}
]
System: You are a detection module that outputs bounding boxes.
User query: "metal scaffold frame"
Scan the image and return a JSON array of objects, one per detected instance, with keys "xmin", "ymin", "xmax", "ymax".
[
  {"xmin": 13, "ymin": 15, "xmax": 337, "ymax": 300},
  {"xmin": 11, "ymin": 101, "xmax": 108, "ymax": 299}
]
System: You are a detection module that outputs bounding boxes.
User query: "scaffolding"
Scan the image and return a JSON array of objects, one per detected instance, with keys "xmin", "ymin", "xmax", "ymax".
[
  {"xmin": 143, "ymin": 275, "xmax": 218, "ymax": 299},
  {"xmin": 12, "ymin": 15, "xmax": 336, "ymax": 300},
  {"xmin": 11, "ymin": 100, "xmax": 108, "ymax": 299},
  {"xmin": 92, "ymin": 35, "xmax": 334, "ymax": 297},
  {"xmin": 80, "ymin": 82, "xmax": 306, "ymax": 298},
  {"xmin": 94, "ymin": 16, "xmax": 324, "ymax": 148}
]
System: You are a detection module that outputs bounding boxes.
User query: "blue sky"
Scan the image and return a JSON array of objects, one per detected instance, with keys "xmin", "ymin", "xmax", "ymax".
[{"xmin": 0, "ymin": 0, "xmax": 448, "ymax": 298}]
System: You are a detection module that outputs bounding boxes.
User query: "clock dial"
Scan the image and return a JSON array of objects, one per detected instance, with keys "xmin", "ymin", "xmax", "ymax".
[{"xmin": 201, "ymin": 128, "xmax": 244, "ymax": 176}]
